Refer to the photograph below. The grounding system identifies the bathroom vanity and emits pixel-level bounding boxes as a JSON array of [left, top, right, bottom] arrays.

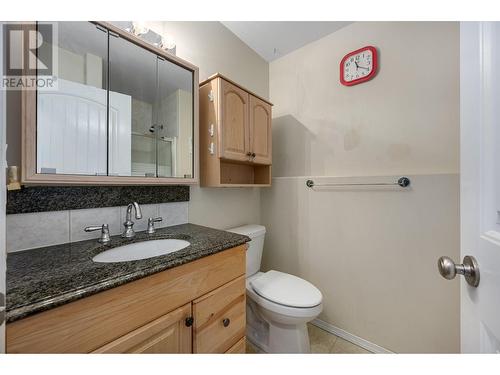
[[5, 224, 249, 353]]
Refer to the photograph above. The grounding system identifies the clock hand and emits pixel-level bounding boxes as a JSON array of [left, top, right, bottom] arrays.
[[357, 65, 369, 70]]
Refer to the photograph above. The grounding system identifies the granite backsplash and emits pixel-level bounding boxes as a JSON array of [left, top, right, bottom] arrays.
[[7, 185, 189, 214]]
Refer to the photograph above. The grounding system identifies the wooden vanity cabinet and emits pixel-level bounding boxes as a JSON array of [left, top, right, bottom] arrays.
[[93, 303, 192, 354], [6, 245, 247, 354], [193, 275, 246, 353], [200, 74, 272, 187]]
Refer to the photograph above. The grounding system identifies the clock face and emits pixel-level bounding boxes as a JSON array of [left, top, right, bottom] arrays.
[[340, 46, 378, 86]]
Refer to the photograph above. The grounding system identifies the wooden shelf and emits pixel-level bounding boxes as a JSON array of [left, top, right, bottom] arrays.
[[219, 161, 271, 186]]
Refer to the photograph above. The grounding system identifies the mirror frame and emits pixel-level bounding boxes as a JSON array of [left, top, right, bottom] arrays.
[[21, 21, 199, 185]]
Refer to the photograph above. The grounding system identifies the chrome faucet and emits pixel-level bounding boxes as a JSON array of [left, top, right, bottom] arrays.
[[122, 202, 143, 238], [84, 224, 111, 244]]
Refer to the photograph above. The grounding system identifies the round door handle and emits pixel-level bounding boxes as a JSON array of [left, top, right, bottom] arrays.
[[438, 255, 480, 287], [222, 318, 230, 327], [185, 317, 194, 327]]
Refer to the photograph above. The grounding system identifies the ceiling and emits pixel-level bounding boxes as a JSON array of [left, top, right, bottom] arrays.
[[221, 22, 352, 62]]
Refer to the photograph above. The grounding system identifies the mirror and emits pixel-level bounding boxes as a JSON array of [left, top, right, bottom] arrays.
[[157, 57, 193, 178], [37, 22, 108, 176], [34, 21, 195, 182], [108, 32, 158, 177]]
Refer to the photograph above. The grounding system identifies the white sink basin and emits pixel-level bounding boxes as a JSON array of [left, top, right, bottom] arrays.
[[92, 239, 190, 263]]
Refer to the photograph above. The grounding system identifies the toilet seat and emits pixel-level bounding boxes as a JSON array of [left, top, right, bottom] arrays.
[[250, 270, 323, 308], [246, 272, 323, 319]]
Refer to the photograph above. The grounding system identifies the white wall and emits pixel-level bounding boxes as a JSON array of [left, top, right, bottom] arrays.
[[145, 21, 269, 229], [263, 22, 460, 353]]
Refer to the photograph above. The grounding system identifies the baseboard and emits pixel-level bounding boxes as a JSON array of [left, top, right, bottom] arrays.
[[311, 319, 394, 354]]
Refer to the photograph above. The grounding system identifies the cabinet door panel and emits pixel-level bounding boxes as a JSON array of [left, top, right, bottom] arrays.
[[92, 303, 192, 354], [219, 79, 249, 161], [249, 95, 272, 165], [193, 276, 246, 353], [225, 337, 246, 353]]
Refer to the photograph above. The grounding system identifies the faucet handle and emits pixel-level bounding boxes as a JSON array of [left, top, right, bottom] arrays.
[[147, 217, 163, 234], [84, 224, 111, 244]]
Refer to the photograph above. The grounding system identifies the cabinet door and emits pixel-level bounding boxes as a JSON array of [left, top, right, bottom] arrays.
[[93, 303, 192, 354], [249, 95, 272, 165], [193, 276, 246, 353], [219, 79, 250, 162], [225, 337, 246, 354]]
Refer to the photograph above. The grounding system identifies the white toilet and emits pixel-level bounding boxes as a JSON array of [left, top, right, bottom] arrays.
[[228, 224, 323, 353]]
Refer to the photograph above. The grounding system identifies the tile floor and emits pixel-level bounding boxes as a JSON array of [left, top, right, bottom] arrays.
[[245, 323, 371, 354]]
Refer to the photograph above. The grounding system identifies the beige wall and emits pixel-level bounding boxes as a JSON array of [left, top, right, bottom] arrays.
[[270, 22, 459, 177], [145, 21, 269, 229], [262, 22, 460, 353]]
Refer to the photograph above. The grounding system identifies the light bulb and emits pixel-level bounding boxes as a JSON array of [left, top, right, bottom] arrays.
[[160, 35, 176, 50], [132, 21, 149, 36]]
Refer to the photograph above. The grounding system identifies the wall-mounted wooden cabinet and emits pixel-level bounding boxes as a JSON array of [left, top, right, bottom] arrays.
[[200, 74, 272, 187]]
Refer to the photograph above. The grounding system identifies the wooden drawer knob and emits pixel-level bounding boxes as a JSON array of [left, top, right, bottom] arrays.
[[222, 318, 230, 327]]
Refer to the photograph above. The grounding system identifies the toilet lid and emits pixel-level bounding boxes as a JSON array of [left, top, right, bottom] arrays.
[[250, 270, 322, 308]]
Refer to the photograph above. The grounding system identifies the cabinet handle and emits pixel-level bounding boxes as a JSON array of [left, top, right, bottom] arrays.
[[222, 318, 230, 327], [185, 317, 194, 327], [251, 153, 256, 158], [246, 152, 252, 157]]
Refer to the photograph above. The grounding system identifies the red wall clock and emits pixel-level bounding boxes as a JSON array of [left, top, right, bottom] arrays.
[[340, 46, 378, 86]]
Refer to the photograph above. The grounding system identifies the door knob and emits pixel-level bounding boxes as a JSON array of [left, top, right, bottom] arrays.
[[437, 255, 480, 287]]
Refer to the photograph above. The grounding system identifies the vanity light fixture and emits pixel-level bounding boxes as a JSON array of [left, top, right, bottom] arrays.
[[132, 21, 149, 36], [159, 35, 176, 51]]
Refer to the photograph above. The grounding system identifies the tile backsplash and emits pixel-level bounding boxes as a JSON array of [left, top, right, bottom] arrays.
[[6, 202, 189, 253]]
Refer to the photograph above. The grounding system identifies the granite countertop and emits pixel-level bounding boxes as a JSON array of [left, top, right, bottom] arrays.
[[6, 223, 250, 323]]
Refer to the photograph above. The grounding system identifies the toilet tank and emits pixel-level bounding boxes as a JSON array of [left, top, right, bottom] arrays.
[[227, 224, 266, 277]]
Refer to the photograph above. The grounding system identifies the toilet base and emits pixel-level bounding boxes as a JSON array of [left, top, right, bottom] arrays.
[[268, 321, 311, 353], [246, 299, 313, 353]]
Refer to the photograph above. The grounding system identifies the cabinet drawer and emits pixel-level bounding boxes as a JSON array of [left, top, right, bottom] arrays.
[[193, 275, 246, 353], [93, 303, 192, 354], [225, 337, 246, 354]]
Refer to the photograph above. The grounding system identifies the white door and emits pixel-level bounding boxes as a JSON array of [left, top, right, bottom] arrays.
[[0, 21, 7, 353], [459, 21, 500, 353]]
